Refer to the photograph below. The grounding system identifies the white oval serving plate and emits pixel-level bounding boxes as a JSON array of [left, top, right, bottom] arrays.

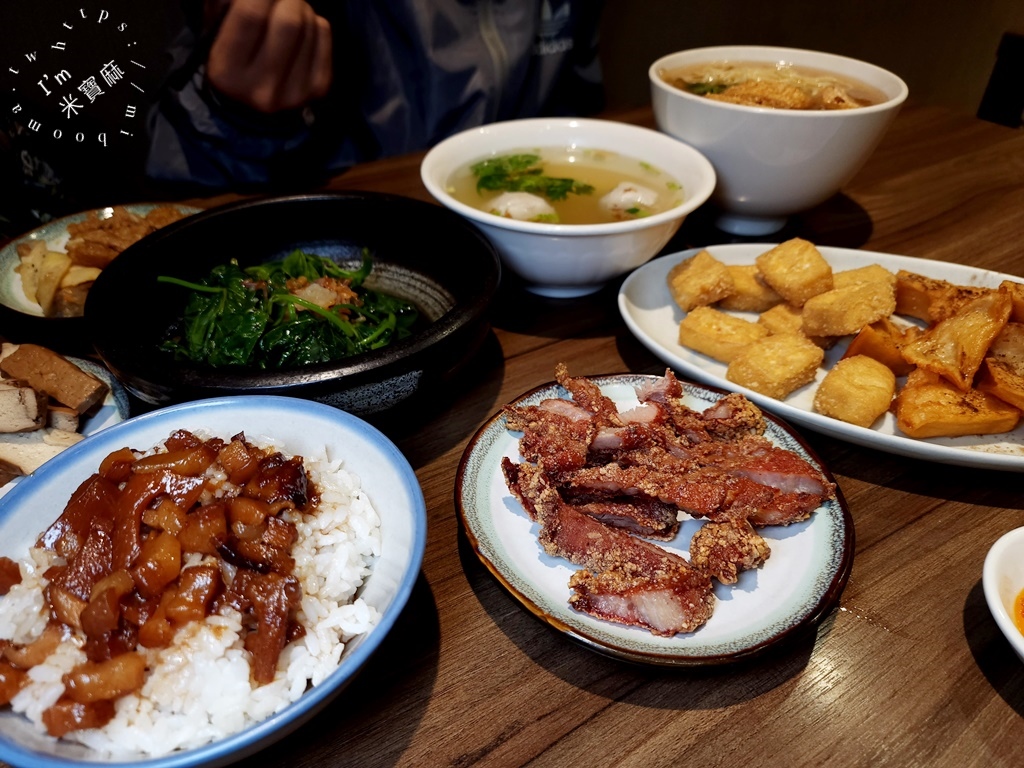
[[619, 244, 1024, 471]]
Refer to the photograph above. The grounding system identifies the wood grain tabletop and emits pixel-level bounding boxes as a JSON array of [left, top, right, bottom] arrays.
[[258, 102, 1024, 768], [9, 101, 1024, 768]]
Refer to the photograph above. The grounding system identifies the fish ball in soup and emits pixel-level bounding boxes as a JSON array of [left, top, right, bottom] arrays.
[[446, 149, 684, 224], [487, 192, 557, 222], [600, 182, 660, 217]]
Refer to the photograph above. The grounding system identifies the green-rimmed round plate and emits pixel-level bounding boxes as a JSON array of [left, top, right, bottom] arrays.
[[455, 372, 854, 665]]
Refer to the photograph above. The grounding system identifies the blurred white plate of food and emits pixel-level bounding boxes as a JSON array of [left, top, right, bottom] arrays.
[[0, 203, 200, 317], [0, 203, 200, 356], [618, 244, 1024, 470]]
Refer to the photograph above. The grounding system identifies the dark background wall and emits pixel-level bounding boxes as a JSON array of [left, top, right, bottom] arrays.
[[597, 0, 1024, 119]]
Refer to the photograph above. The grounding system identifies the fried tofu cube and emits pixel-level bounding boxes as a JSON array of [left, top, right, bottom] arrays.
[[976, 322, 1024, 410], [726, 334, 824, 399], [895, 368, 1020, 438], [758, 303, 803, 335], [832, 264, 897, 290], [754, 238, 833, 307], [718, 264, 783, 312], [894, 270, 993, 324], [901, 288, 1012, 390], [813, 355, 896, 428], [677, 306, 770, 363], [758, 304, 835, 349], [666, 250, 735, 312], [801, 280, 897, 337], [841, 316, 915, 375]]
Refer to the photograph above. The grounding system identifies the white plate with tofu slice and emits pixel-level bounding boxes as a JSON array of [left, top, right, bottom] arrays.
[[618, 244, 1024, 471], [0, 351, 129, 488]]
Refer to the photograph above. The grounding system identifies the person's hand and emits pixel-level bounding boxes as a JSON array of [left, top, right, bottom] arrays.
[[205, 0, 332, 114]]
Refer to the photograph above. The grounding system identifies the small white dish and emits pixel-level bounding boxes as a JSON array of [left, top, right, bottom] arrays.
[[983, 527, 1024, 662], [0, 356, 130, 501], [618, 243, 1024, 471], [0, 395, 426, 768], [456, 373, 853, 665]]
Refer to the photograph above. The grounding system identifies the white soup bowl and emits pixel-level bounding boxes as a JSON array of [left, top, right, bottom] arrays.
[[420, 117, 716, 298], [649, 45, 908, 236]]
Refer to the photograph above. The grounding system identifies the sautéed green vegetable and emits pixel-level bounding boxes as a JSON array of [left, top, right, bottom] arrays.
[[159, 249, 419, 369]]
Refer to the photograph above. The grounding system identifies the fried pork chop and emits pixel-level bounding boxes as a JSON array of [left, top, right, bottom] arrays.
[[503, 459, 714, 636], [501, 365, 837, 637]]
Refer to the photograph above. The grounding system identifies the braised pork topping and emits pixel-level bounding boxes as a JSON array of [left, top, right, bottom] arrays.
[[1, 430, 317, 736]]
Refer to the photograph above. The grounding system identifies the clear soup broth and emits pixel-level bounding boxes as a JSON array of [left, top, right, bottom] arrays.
[[446, 148, 684, 225], [659, 60, 889, 110]]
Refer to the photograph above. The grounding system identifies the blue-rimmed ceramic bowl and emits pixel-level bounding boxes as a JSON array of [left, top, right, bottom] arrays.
[[0, 395, 426, 768]]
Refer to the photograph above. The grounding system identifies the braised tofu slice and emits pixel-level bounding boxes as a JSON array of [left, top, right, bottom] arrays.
[[0, 344, 108, 414], [0, 379, 48, 432]]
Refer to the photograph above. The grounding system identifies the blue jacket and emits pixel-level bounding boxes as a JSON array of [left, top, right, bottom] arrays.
[[147, 0, 606, 188]]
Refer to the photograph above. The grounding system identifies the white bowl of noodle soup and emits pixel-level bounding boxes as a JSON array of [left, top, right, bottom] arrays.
[[420, 117, 716, 298], [649, 46, 908, 236]]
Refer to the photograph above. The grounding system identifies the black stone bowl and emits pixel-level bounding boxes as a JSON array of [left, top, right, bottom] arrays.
[[84, 192, 501, 415], [0, 293, 91, 356]]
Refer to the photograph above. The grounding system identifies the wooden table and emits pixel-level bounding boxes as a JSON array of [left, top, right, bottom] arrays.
[[188, 102, 1022, 767], [35, 102, 1024, 767]]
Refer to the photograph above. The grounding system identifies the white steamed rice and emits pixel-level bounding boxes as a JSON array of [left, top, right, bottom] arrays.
[[0, 438, 382, 757]]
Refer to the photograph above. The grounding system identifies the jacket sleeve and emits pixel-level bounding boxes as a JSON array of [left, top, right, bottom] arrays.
[[143, 23, 319, 190]]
